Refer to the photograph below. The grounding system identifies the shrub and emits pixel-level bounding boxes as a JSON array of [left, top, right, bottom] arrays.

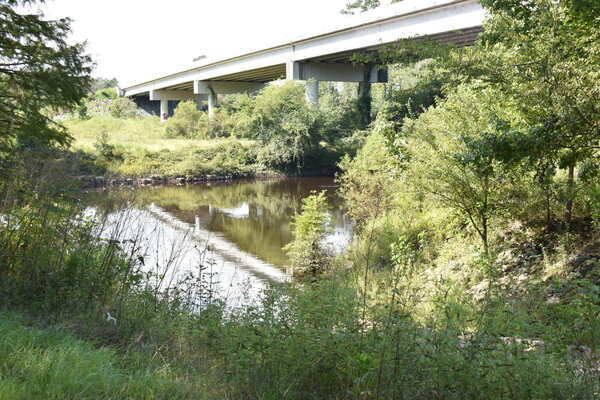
[[93, 131, 123, 162], [284, 191, 331, 276], [0, 162, 138, 313], [338, 130, 398, 226], [94, 87, 118, 100], [250, 82, 320, 169], [218, 93, 255, 138], [165, 100, 206, 138], [108, 97, 138, 119]]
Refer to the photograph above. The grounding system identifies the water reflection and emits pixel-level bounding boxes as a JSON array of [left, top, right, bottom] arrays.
[[89, 178, 353, 307], [91, 206, 279, 309], [118, 178, 353, 268]]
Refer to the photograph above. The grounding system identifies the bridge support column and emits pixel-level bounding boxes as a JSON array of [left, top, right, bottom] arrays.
[[207, 92, 217, 120], [160, 100, 168, 122], [305, 80, 319, 107], [357, 81, 372, 126]]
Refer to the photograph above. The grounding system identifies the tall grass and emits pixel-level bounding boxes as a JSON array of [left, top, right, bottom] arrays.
[[0, 311, 197, 400], [62, 116, 262, 178], [64, 116, 255, 153]]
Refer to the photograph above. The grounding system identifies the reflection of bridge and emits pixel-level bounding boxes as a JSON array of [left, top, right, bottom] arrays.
[[120, 0, 485, 118]]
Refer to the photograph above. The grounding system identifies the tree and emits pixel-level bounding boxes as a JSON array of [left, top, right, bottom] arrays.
[[447, 0, 600, 223], [0, 0, 92, 153], [91, 77, 118, 93], [343, 0, 403, 14], [251, 82, 321, 170], [404, 85, 524, 255]]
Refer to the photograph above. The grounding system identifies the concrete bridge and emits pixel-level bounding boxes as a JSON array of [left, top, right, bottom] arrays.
[[120, 0, 485, 118]]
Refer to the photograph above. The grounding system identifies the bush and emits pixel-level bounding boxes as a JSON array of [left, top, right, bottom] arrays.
[[0, 161, 139, 313], [213, 276, 593, 400], [108, 97, 138, 119], [249, 82, 321, 169], [94, 87, 118, 100], [284, 191, 331, 276], [338, 130, 398, 226], [165, 100, 206, 138], [93, 131, 124, 162], [218, 93, 255, 138]]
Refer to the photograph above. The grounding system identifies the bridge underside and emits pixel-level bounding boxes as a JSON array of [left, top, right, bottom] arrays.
[[156, 26, 482, 93], [129, 24, 483, 119]]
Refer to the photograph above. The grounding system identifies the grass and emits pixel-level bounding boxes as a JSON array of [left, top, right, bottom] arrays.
[[64, 116, 255, 153], [0, 311, 201, 400], [63, 116, 262, 178]]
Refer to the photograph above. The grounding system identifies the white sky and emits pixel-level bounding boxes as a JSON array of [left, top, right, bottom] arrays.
[[35, 0, 388, 87]]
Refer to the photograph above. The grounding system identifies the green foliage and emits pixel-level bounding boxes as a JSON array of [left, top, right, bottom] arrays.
[[210, 275, 594, 399], [0, 166, 136, 313], [0, 0, 92, 153], [1, 152, 598, 399], [375, 62, 443, 151], [232, 81, 363, 171], [0, 311, 189, 400], [70, 81, 364, 174], [217, 92, 256, 138], [165, 100, 206, 138], [99, 139, 259, 178], [2, 1, 599, 397], [63, 115, 263, 178], [338, 131, 397, 226], [93, 87, 118, 100], [336, 8, 600, 397], [284, 191, 331, 275], [445, 0, 600, 222], [343, 0, 404, 14], [91, 77, 118, 93], [403, 85, 527, 253], [250, 82, 320, 169], [108, 97, 138, 119], [75, 102, 90, 120], [93, 131, 123, 162]]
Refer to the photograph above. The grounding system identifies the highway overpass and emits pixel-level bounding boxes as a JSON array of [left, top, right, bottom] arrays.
[[120, 0, 485, 118]]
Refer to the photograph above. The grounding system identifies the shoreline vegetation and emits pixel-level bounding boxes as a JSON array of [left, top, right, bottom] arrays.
[[63, 80, 363, 181], [2, 1, 600, 398]]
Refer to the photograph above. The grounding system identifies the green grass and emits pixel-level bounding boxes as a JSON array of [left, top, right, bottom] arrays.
[[64, 116, 254, 153], [0, 311, 201, 400], [63, 116, 261, 178]]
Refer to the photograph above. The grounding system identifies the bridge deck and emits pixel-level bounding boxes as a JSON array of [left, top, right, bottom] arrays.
[[122, 0, 485, 98]]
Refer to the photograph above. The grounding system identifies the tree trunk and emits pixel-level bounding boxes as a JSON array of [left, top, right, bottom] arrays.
[[566, 164, 575, 225], [357, 65, 373, 128], [481, 213, 489, 258]]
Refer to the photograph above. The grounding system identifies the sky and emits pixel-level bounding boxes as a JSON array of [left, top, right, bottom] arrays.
[[34, 0, 389, 87]]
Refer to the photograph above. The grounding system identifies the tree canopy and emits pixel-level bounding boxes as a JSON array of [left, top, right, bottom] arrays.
[[344, 0, 403, 14], [0, 0, 92, 153]]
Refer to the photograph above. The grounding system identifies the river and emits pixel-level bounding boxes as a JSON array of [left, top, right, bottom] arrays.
[[90, 177, 353, 306]]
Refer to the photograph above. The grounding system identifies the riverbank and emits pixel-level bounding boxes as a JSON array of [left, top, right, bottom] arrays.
[[75, 171, 287, 188], [65, 115, 342, 181]]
